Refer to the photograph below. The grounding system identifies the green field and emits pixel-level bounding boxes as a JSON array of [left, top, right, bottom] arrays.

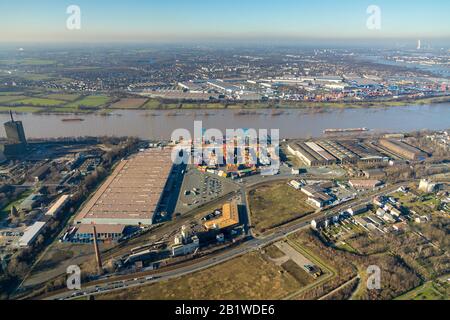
[[41, 93, 81, 102], [248, 182, 314, 234], [0, 91, 24, 96], [0, 94, 111, 113], [0, 91, 445, 115], [7, 97, 65, 107], [18, 73, 54, 81], [0, 95, 29, 104], [0, 58, 56, 66], [66, 95, 111, 108], [0, 106, 43, 113], [138, 96, 450, 110]]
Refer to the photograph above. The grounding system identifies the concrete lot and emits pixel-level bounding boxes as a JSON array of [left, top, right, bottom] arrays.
[[275, 241, 314, 269], [175, 167, 239, 215]]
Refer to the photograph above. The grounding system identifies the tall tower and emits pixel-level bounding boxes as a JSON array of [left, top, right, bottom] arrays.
[[92, 225, 103, 275], [417, 40, 421, 50], [4, 111, 27, 145]]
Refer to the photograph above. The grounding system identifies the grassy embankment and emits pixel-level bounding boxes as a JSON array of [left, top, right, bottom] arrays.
[[0, 93, 448, 114]]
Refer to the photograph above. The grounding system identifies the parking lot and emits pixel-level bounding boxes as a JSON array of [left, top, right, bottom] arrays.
[[175, 167, 240, 214]]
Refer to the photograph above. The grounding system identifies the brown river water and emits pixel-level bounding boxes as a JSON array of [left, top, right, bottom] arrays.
[[0, 104, 449, 140]]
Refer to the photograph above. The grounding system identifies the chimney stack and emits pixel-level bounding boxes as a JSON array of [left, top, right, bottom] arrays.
[[92, 224, 103, 275]]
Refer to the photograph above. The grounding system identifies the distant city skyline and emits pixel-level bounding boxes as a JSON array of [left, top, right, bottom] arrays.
[[1, 0, 449, 43]]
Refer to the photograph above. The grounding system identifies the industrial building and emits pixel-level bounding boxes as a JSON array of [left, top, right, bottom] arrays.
[[171, 225, 200, 257], [19, 221, 47, 247], [349, 180, 382, 189], [4, 111, 27, 145], [379, 139, 428, 161], [45, 194, 70, 217], [74, 148, 173, 226], [1, 111, 27, 158], [307, 192, 334, 208], [314, 140, 359, 164], [311, 216, 330, 230], [311, 203, 368, 230], [300, 186, 321, 197], [419, 179, 438, 193], [178, 81, 207, 93], [348, 204, 368, 216], [71, 224, 126, 243], [301, 185, 334, 208], [207, 79, 241, 94], [0, 144, 25, 159], [287, 142, 336, 167], [289, 180, 302, 190], [172, 236, 200, 257], [333, 140, 385, 164], [287, 139, 385, 167], [363, 169, 386, 179], [204, 201, 240, 230]]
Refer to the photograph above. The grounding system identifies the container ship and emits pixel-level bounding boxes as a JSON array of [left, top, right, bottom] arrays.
[[323, 128, 368, 134]]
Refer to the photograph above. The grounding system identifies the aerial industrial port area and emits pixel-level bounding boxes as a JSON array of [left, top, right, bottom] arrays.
[[0, 42, 449, 302], [0, 1, 449, 308], [0, 108, 448, 301]]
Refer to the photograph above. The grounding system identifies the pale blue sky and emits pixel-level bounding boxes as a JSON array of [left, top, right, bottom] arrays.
[[1, 0, 449, 42]]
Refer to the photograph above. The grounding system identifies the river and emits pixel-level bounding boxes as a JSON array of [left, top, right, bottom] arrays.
[[0, 104, 449, 140]]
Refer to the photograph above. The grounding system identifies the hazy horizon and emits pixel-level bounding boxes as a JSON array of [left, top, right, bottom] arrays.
[[1, 0, 449, 44]]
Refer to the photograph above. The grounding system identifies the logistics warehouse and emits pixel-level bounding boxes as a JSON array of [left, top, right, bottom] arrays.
[[74, 148, 173, 226], [287, 139, 386, 167]]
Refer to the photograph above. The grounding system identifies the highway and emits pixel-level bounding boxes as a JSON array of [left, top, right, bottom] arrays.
[[43, 181, 404, 300]]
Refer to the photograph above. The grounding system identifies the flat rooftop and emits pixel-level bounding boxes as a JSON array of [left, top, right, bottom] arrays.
[[45, 194, 70, 217], [75, 148, 173, 226], [381, 139, 426, 156], [19, 221, 46, 247], [204, 201, 240, 230], [75, 224, 126, 235]]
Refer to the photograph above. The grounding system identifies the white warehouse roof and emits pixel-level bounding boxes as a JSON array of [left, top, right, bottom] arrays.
[[19, 221, 46, 247]]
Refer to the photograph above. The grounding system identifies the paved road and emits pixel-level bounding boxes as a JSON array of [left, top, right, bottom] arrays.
[[45, 219, 311, 300], [42, 182, 404, 300]]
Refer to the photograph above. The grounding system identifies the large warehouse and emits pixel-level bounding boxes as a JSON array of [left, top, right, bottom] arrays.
[[379, 139, 428, 161], [74, 148, 173, 226], [287, 142, 337, 167], [287, 139, 384, 167]]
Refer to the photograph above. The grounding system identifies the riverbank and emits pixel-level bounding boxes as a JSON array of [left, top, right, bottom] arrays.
[[0, 94, 448, 115], [140, 95, 450, 111]]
